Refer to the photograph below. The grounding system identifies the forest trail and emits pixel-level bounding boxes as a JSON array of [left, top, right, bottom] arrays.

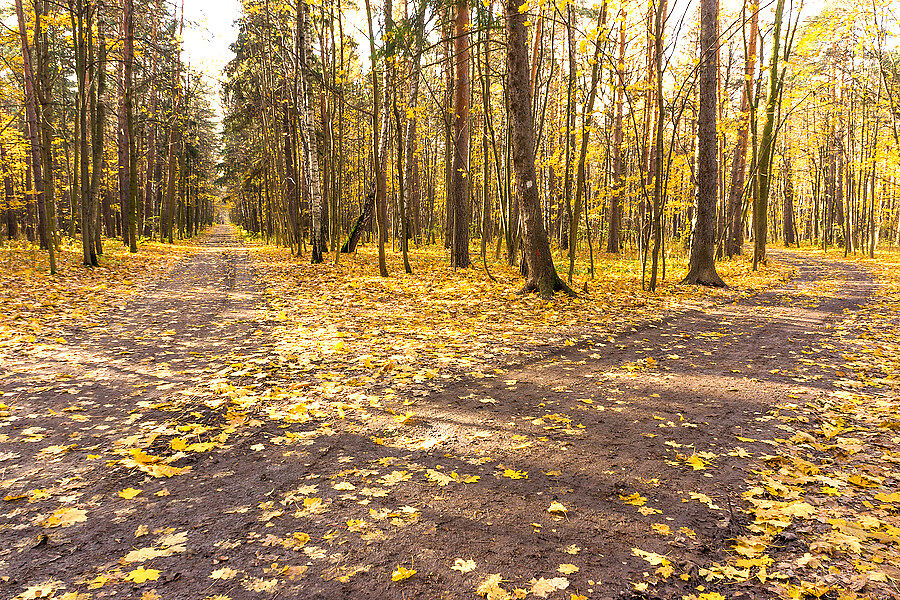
[[2, 237, 896, 600]]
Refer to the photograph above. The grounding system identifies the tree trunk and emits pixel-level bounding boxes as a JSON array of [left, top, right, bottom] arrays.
[[682, 0, 725, 287], [753, 0, 785, 269], [298, 0, 325, 263], [450, 0, 471, 268], [725, 4, 758, 256], [783, 154, 796, 246], [118, 0, 137, 252], [607, 13, 625, 254], [363, 0, 388, 276], [15, 0, 55, 273], [504, 0, 572, 297], [568, 6, 605, 284]]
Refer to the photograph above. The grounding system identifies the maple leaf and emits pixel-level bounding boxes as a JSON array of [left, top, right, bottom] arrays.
[[15, 580, 60, 599], [651, 523, 671, 535], [43, 507, 87, 528], [391, 565, 416, 581], [380, 470, 411, 485], [426, 469, 454, 486], [210, 567, 238, 580], [557, 563, 579, 575], [476, 574, 511, 600], [686, 454, 707, 470], [501, 469, 527, 479], [451, 558, 476, 573], [123, 547, 166, 563], [126, 567, 161, 584], [548, 501, 568, 516], [242, 577, 278, 592], [530, 577, 569, 598], [619, 492, 647, 506], [632, 548, 671, 566], [118, 487, 142, 499]]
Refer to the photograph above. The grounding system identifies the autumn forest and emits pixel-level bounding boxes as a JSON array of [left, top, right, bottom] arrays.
[[2, 0, 900, 597]]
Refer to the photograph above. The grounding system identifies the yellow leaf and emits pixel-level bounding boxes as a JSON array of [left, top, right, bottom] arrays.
[[170, 438, 187, 451], [619, 492, 647, 506], [686, 454, 707, 470], [548, 501, 568, 516], [502, 469, 527, 479], [651, 523, 671, 535], [186, 442, 217, 452], [558, 563, 579, 575], [391, 565, 416, 582], [632, 548, 671, 566], [118, 487, 142, 499], [451, 558, 476, 573], [426, 469, 454, 486], [43, 507, 87, 528], [210, 567, 238, 580], [127, 567, 161, 583]]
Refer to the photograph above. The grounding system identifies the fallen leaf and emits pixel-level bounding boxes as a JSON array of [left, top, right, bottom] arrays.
[[126, 567, 161, 584], [118, 487, 142, 499], [391, 565, 416, 582], [548, 501, 568, 516], [530, 576, 569, 598], [210, 567, 238, 580], [43, 507, 87, 528], [452, 558, 476, 573]]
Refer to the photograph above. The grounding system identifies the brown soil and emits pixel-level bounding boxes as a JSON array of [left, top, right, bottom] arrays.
[[0, 228, 878, 600]]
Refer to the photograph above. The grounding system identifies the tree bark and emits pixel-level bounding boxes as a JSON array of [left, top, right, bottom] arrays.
[[568, 6, 605, 284], [363, 0, 388, 276], [450, 0, 471, 268], [504, 0, 572, 297], [607, 13, 625, 254], [682, 0, 725, 287], [118, 0, 137, 252], [753, 0, 785, 269], [298, 0, 325, 263], [782, 154, 796, 246], [725, 2, 758, 256], [15, 0, 56, 273]]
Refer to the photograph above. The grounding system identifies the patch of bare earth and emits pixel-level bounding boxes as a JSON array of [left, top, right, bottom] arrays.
[[1, 234, 892, 600]]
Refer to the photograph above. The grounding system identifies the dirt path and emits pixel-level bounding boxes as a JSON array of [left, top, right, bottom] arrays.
[[0, 240, 885, 600]]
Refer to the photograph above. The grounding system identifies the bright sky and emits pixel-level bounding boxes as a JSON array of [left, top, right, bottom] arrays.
[[181, 0, 242, 119]]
